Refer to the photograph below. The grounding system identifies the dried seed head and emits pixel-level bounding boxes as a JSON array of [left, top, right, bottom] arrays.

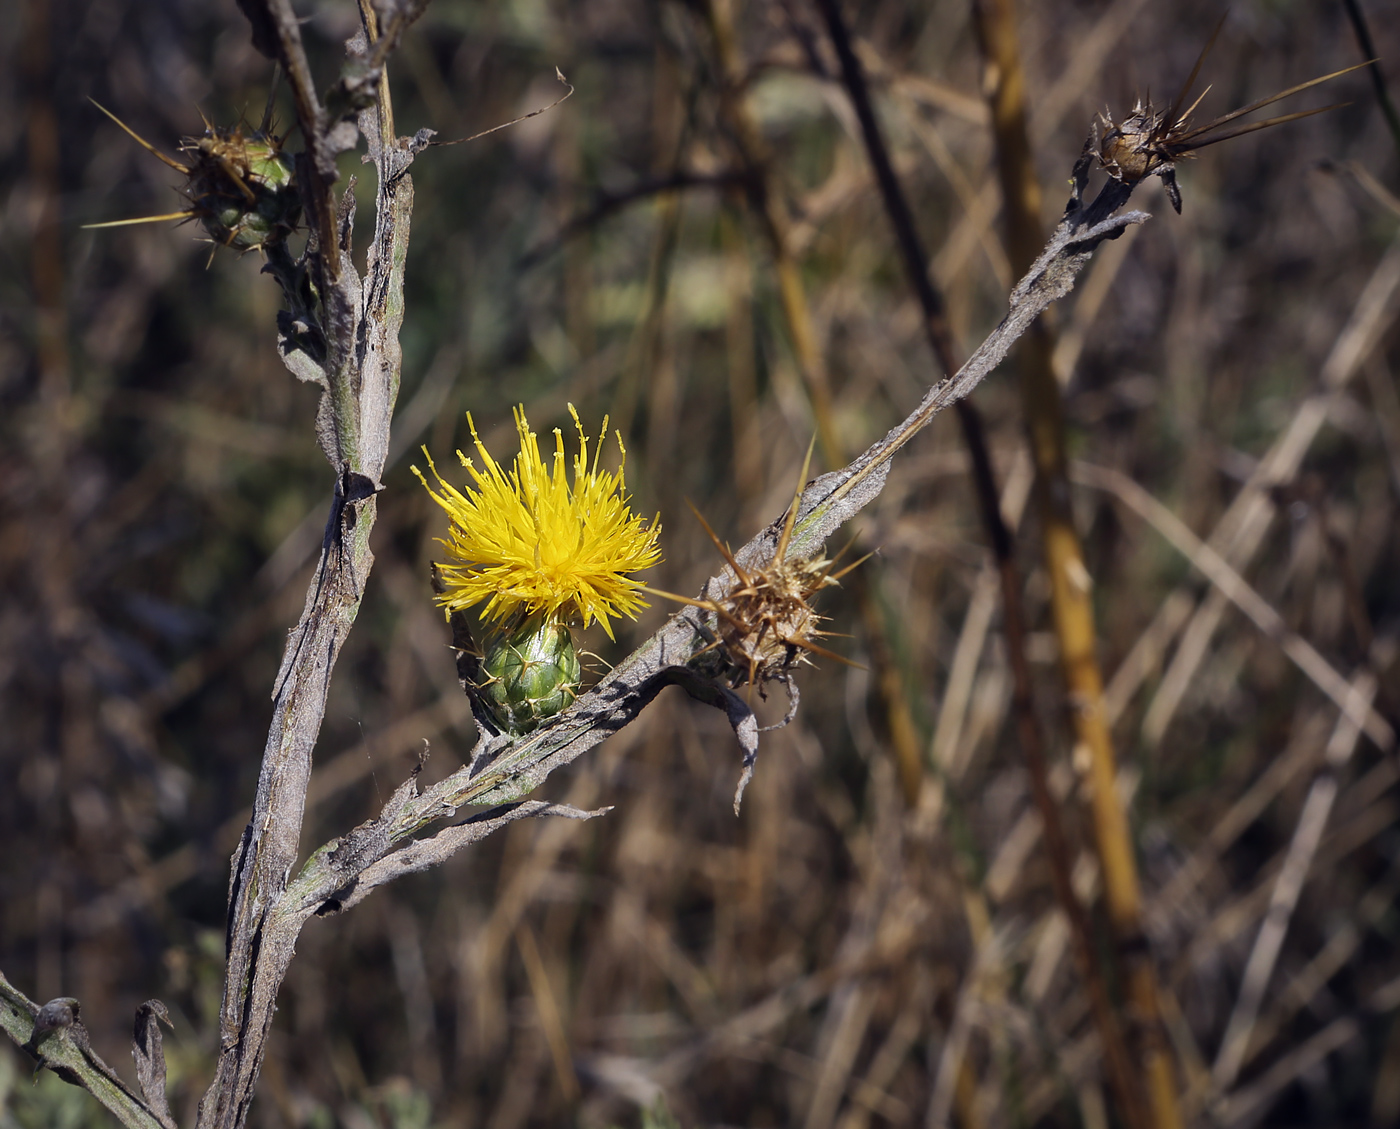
[[1089, 24, 1367, 215], [707, 552, 840, 690], [1097, 102, 1171, 183], [649, 443, 863, 699]]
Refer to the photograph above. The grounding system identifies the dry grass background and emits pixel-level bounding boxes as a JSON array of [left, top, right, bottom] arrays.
[[3, 0, 1400, 1126]]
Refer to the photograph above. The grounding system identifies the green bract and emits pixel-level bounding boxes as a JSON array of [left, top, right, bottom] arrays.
[[478, 618, 582, 736]]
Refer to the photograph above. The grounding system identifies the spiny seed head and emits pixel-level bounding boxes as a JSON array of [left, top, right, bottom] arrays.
[[652, 442, 861, 697], [181, 126, 300, 251], [1089, 33, 1366, 215], [1096, 101, 1174, 183], [86, 102, 301, 254]]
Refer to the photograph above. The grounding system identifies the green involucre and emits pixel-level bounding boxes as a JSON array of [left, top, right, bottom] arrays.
[[478, 618, 582, 735]]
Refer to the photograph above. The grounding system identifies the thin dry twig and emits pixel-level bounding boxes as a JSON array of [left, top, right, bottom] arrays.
[[432, 67, 573, 146], [1209, 672, 1378, 1095], [1171, 769, 1400, 991], [1242, 849, 1400, 1076], [519, 169, 748, 269], [1340, 0, 1400, 158], [925, 924, 1011, 1129], [1216, 1016, 1361, 1128], [1148, 710, 1329, 926], [1073, 462, 1394, 749], [1133, 234, 1400, 744], [1324, 158, 1400, 219], [810, 0, 1055, 811]]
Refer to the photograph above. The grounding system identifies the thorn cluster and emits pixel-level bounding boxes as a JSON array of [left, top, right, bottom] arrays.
[[704, 548, 842, 691], [178, 123, 301, 251]]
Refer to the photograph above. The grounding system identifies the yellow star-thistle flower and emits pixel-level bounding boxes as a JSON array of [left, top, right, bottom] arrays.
[[414, 405, 662, 640]]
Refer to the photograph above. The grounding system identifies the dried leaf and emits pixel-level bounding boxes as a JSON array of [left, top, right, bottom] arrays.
[[132, 1001, 177, 1129]]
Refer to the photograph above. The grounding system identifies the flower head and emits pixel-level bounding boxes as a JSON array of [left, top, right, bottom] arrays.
[[414, 405, 661, 640]]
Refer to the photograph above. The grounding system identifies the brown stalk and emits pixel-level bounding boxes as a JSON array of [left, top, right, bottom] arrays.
[[702, 0, 925, 806], [971, 2, 1183, 1128], [809, 3, 1149, 1126]]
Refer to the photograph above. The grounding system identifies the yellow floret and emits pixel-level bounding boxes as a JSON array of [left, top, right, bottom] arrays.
[[414, 405, 662, 640]]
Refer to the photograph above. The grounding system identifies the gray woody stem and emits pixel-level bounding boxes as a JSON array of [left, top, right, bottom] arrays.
[[197, 1, 424, 1125]]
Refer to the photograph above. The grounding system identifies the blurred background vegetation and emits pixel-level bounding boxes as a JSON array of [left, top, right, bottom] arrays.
[[3, 0, 1400, 1126]]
